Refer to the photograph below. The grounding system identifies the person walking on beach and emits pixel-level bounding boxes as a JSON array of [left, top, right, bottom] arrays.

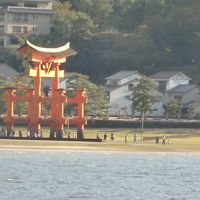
[[19, 130, 22, 138], [97, 133, 100, 140], [156, 137, 159, 144], [133, 133, 137, 143], [125, 134, 128, 143], [162, 135, 166, 145], [103, 133, 107, 142], [110, 133, 115, 141]]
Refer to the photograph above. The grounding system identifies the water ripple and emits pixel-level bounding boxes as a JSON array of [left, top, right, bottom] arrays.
[[0, 152, 200, 200]]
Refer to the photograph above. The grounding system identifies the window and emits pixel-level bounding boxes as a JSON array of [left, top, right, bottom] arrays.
[[23, 14, 28, 22], [13, 13, 22, 21], [108, 80, 118, 86], [105, 92, 110, 99], [32, 26, 37, 32], [24, 3, 37, 7], [12, 26, 21, 33], [23, 26, 28, 33], [158, 81, 166, 92], [128, 83, 134, 91], [0, 39, 4, 46], [10, 36, 18, 44], [125, 95, 130, 100], [0, 25, 4, 33], [0, 14, 4, 21], [33, 14, 37, 20], [50, 16, 54, 24], [174, 95, 182, 104]]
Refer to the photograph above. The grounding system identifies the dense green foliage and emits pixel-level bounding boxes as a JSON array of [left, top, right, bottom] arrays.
[[187, 103, 197, 120], [1, 0, 200, 84], [64, 73, 109, 118], [166, 99, 181, 118], [131, 77, 160, 117]]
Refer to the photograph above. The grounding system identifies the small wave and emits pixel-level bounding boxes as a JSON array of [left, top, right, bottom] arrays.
[[131, 175, 144, 178]]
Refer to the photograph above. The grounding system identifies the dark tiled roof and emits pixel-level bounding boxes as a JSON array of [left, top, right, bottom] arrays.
[[150, 71, 190, 80], [168, 84, 197, 94], [105, 70, 138, 80], [0, 63, 19, 77]]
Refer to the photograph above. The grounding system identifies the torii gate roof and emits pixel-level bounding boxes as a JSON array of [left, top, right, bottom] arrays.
[[18, 40, 77, 63]]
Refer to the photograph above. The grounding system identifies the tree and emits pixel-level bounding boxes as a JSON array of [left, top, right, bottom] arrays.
[[64, 73, 109, 118], [131, 77, 160, 137], [53, 2, 96, 43], [187, 103, 197, 120], [67, 0, 113, 31], [0, 47, 28, 73], [166, 99, 181, 119]]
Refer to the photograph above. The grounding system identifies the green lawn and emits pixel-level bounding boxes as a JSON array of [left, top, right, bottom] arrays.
[[0, 127, 200, 152]]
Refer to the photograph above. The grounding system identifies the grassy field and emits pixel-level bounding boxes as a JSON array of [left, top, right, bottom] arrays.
[[0, 127, 200, 152]]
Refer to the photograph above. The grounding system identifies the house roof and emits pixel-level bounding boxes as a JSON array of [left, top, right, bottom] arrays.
[[150, 71, 191, 80], [168, 84, 197, 94], [105, 70, 138, 80], [0, 63, 19, 77]]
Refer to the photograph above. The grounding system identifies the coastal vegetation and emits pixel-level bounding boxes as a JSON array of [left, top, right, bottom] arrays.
[[1, 0, 200, 84]]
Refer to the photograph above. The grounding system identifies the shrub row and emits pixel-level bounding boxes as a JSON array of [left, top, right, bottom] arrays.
[[1, 117, 200, 128], [87, 119, 200, 128]]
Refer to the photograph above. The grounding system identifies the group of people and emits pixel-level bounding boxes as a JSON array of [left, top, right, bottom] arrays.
[[0, 128, 15, 137], [26, 129, 43, 138], [101, 132, 138, 143], [100, 132, 115, 142], [156, 135, 170, 145], [98, 132, 170, 145], [125, 133, 138, 144]]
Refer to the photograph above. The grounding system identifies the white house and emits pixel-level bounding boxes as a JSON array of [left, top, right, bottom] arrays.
[[150, 71, 200, 117], [167, 84, 200, 114], [150, 71, 191, 93], [104, 70, 142, 116]]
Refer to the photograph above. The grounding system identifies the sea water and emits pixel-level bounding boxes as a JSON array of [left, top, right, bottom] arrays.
[[0, 151, 200, 200]]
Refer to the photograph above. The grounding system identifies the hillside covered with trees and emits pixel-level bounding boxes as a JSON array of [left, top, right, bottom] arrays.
[[2, 0, 200, 84]]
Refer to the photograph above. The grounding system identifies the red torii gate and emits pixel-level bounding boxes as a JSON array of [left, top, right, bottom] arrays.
[[4, 40, 87, 139]]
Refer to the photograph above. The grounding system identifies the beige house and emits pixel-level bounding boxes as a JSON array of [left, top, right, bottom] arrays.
[[0, 0, 55, 48]]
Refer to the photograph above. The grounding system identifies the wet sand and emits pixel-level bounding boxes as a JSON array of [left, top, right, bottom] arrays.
[[0, 144, 200, 154]]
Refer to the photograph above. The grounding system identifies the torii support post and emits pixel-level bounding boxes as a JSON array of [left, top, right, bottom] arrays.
[[27, 88, 41, 135], [76, 89, 87, 140], [28, 65, 41, 134], [4, 88, 15, 136], [50, 89, 66, 138]]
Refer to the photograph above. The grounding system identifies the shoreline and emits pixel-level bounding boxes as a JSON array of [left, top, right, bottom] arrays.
[[1, 144, 200, 154]]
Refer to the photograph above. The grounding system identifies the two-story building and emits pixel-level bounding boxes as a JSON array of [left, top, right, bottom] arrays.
[[104, 70, 142, 116], [105, 70, 200, 117], [150, 71, 191, 92], [0, 0, 55, 48], [150, 71, 200, 117]]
